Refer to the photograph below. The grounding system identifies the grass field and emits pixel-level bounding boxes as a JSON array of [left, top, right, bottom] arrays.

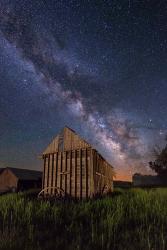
[[0, 188, 167, 250]]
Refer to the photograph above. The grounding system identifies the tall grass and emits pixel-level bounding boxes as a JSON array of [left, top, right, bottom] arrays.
[[0, 188, 167, 250]]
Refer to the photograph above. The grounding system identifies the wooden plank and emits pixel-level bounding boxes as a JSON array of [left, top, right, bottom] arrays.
[[44, 156, 48, 194], [81, 149, 86, 198], [42, 156, 46, 189], [71, 151, 75, 196], [47, 155, 50, 194], [65, 151, 67, 194], [69, 151, 72, 196], [51, 154, 54, 194], [74, 150, 77, 198], [80, 149, 82, 199], [60, 152, 62, 189], [49, 154, 52, 194], [66, 151, 70, 195], [43, 136, 59, 154], [85, 149, 88, 198], [55, 152, 58, 189], [87, 149, 91, 197], [52, 153, 56, 195], [76, 150, 79, 198], [61, 152, 65, 192], [90, 149, 94, 197], [57, 153, 60, 189], [93, 151, 96, 194]]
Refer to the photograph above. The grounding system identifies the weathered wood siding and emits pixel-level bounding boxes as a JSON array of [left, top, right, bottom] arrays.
[[41, 127, 114, 199], [0, 169, 18, 192], [93, 150, 113, 195], [43, 127, 90, 155], [43, 148, 93, 198]]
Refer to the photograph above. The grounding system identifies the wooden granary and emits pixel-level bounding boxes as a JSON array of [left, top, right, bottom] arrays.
[[39, 127, 114, 199]]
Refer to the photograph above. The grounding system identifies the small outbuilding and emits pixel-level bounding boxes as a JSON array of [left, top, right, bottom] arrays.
[[133, 173, 167, 187], [113, 180, 132, 189], [39, 126, 114, 199], [0, 167, 42, 193]]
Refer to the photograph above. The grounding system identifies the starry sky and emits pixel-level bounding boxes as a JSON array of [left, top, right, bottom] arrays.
[[0, 0, 167, 180]]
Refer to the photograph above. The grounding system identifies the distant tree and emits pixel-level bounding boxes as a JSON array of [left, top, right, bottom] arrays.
[[149, 143, 167, 177]]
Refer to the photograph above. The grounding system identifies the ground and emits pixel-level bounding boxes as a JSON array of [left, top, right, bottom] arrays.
[[0, 188, 167, 250]]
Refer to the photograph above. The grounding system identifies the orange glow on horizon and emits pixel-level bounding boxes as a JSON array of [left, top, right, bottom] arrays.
[[114, 172, 132, 182]]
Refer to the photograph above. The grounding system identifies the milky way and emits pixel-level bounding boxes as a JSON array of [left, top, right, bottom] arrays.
[[0, 1, 167, 180]]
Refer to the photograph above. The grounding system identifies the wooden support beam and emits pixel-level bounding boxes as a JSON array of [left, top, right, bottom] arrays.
[[69, 151, 72, 196], [85, 149, 88, 198], [55, 152, 58, 191], [60, 152, 62, 189], [80, 149, 82, 199], [74, 150, 77, 198], [42, 156, 46, 189], [47, 155, 50, 193], [65, 151, 67, 194], [90, 149, 94, 197], [50, 153, 54, 194]]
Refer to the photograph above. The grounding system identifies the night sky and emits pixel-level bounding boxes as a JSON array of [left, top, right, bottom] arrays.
[[0, 0, 167, 180]]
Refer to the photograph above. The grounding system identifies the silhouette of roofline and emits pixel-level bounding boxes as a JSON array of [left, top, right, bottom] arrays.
[[0, 167, 42, 180], [42, 126, 114, 169]]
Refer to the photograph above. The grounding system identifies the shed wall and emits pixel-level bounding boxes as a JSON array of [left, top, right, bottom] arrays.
[[42, 148, 113, 198], [0, 169, 18, 192], [93, 151, 113, 195], [43, 148, 93, 198]]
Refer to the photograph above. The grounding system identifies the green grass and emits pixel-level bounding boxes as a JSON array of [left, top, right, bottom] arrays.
[[0, 188, 167, 250]]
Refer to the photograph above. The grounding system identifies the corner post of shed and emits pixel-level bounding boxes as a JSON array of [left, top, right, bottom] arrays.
[[90, 149, 95, 197]]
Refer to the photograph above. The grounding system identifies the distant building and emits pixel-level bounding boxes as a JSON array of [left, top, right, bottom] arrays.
[[39, 126, 114, 199], [133, 173, 167, 187], [0, 167, 42, 193], [113, 180, 132, 188]]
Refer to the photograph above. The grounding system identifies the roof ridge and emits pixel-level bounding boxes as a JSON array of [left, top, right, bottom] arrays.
[[7, 167, 41, 172]]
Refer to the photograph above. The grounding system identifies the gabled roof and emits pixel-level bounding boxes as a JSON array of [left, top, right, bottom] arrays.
[[42, 126, 114, 171], [43, 126, 91, 154], [1, 167, 42, 181]]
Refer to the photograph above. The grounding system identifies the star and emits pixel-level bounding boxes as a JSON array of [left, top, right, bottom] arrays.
[[0, 0, 167, 180]]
